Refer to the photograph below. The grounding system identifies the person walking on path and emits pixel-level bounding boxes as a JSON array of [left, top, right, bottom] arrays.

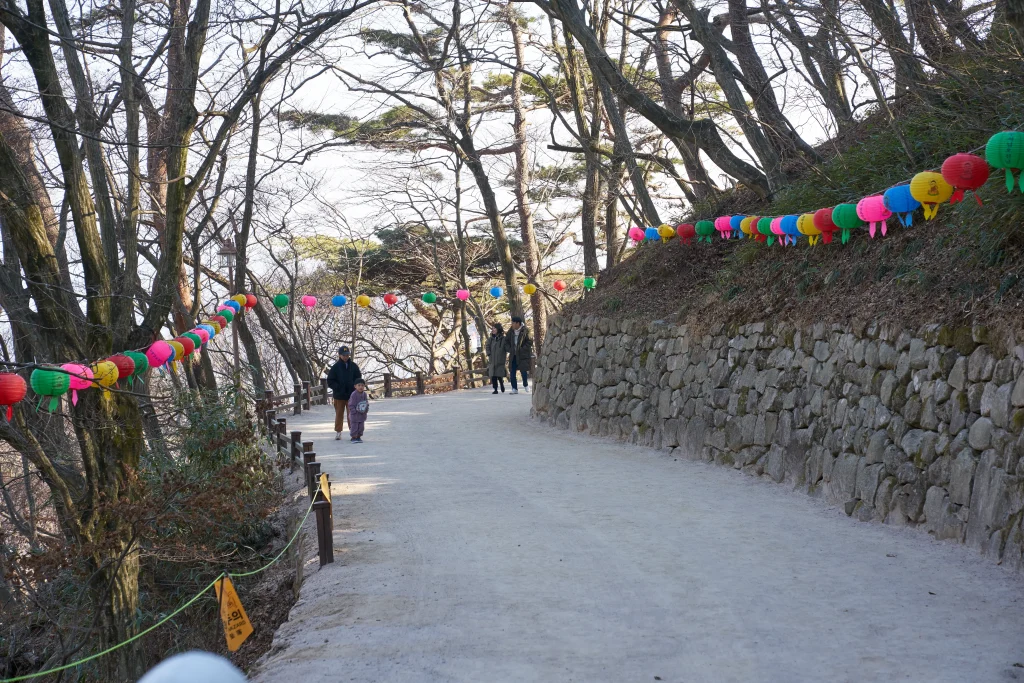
[[506, 316, 532, 395], [327, 346, 362, 440], [348, 379, 369, 443], [486, 322, 508, 394]]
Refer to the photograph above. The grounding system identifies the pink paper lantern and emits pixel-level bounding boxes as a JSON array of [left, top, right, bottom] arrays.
[[456, 289, 470, 301], [856, 195, 892, 237], [714, 216, 732, 239], [191, 328, 210, 344], [628, 226, 645, 242], [770, 217, 785, 245], [60, 363, 93, 405], [301, 295, 317, 309], [146, 341, 174, 369], [216, 304, 232, 313]]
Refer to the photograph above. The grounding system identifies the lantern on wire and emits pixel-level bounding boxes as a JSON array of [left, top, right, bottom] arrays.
[[203, 319, 222, 334], [244, 294, 258, 309], [231, 294, 248, 308], [124, 351, 149, 386], [740, 216, 759, 240], [223, 300, 241, 314], [553, 280, 567, 292], [830, 204, 863, 244], [657, 224, 676, 241], [166, 341, 185, 365], [191, 328, 210, 345], [108, 355, 136, 384], [813, 208, 838, 244], [797, 213, 821, 245], [216, 309, 233, 324], [146, 341, 174, 372], [644, 227, 660, 242], [676, 223, 696, 245], [883, 185, 921, 227], [273, 293, 290, 310], [984, 131, 1024, 193], [173, 336, 196, 358], [60, 363, 92, 406], [756, 217, 775, 244], [628, 226, 645, 242], [909, 172, 954, 220], [197, 324, 216, 339], [356, 294, 371, 307], [780, 215, 801, 246], [729, 215, 746, 239], [523, 283, 537, 295], [695, 220, 715, 243], [489, 287, 503, 298], [714, 216, 732, 240], [583, 277, 596, 291], [456, 289, 470, 301], [941, 153, 989, 205], [91, 360, 119, 398], [770, 217, 786, 245], [30, 368, 69, 412], [332, 295, 347, 307], [422, 292, 437, 304], [300, 295, 317, 310], [856, 195, 892, 238], [182, 333, 203, 356], [383, 293, 398, 307], [212, 314, 229, 328], [0, 373, 27, 419]]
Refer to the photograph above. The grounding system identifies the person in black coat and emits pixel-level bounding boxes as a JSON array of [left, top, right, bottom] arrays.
[[327, 346, 362, 439]]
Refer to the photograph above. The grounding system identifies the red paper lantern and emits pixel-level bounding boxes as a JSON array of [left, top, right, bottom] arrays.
[[173, 336, 196, 357], [941, 153, 989, 205], [383, 293, 398, 307], [212, 315, 229, 328], [108, 354, 136, 381], [0, 373, 27, 419], [245, 294, 258, 309], [676, 223, 696, 245], [813, 208, 839, 244], [553, 280, 567, 292]]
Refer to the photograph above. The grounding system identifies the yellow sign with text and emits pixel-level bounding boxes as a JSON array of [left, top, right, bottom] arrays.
[[319, 473, 331, 503], [214, 576, 253, 652]]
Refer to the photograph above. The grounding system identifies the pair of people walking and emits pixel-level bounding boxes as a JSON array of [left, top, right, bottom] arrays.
[[486, 316, 532, 395], [327, 346, 369, 442]]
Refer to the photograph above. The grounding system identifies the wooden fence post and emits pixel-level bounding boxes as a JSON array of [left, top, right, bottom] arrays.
[[453, 367, 461, 390], [293, 383, 302, 415], [276, 418, 287, 457], [302, 444, 315, 488], [302, 380, 311, 409], [290, 431, 301, 470], [314, 497, 334, 566], [306, 461, 321, 501], [265, 409, 276, 435], [321, 378, 329, 405], [383, 373, 392, 398], [415, 372, 425, 395]]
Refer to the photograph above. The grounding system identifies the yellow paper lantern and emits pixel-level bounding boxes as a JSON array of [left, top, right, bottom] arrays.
[[91, 360, 119, 397], [909, 171, 954, 220], [203, 319, 223, 333], [523, 283, 537, 295], [740, 216, 757, 238], [356, 295, 371, 308], [796, 213, 821, 245], [231, 294, 248, 307], [167, 340, 185, 362], [657, 224, 676, 240]]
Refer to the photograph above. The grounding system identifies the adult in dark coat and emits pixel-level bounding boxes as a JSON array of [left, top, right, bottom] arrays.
[[505, 316, 532, 394], [486, 322, 508, 394], [327, 345, 362, 438]]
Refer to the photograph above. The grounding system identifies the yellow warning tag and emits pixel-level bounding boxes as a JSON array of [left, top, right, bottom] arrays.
[[319, 473, 331, 503], [214, 576, 253, 652]]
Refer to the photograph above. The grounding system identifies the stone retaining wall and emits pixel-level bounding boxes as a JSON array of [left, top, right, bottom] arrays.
[[532, 314, 1024, 571]]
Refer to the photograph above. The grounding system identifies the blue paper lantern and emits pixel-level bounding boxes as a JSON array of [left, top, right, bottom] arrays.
[[644, 227, 660, 241], [780, 215, 801, 245], [197, 324, 216, 339], [332, 295, 347, 307], [883, 185, 921, 226], [729, 215, 746, 239], [489, 286, 503, 298], [224, 300, 241, 313]]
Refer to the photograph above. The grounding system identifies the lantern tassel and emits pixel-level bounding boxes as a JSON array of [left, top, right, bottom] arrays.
[[48, 396, 58, 412], [1007, 169, 1015, 193], [5, 405, 11, 420], [950, 188, 964, 204], [72, 389, 78, 406], [974, 192, 984, 206]]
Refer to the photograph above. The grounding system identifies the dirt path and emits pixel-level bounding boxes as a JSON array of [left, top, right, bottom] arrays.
[[251, 389, 1024, 683]]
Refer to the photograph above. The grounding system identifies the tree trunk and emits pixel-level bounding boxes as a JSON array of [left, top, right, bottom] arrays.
[[858, 0, 926, 93]]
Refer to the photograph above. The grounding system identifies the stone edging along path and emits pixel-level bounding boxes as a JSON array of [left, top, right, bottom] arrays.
[[532, 314, 1024, 572]]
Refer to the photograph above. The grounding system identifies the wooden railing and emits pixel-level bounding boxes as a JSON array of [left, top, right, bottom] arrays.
[[381, 368, 491, 397]]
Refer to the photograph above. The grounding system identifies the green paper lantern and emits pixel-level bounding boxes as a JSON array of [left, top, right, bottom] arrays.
[[583, 277, 596, 290], [218, 309, 234, 323], [182, 332, 202, 350], [695, 220, 715, 243], [422, 292, 437, 304], [831, 204, 863, 244], [30, 368, 69, 412], [124, 351, 149, 386], [757, 217, 775, 245], [984, 131, 1024, 193], [273, 294, 290, 309]]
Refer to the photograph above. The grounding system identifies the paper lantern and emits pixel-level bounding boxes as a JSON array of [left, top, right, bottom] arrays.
[[212, 315, 229, 328], [780, 215, 801, 246], [356, 294, 371, 307], [813, 208, 838, 244], [203, 320, 222, 334], [583, 277, 596, 290], [740, 216, 759, 240], [856, 195, 892, 237], [553, 280, 567, 292], [422, 292, 437, 304], [60, 363, 92, 406], [644, 227, 660, 241], [30, 368, 69, 412], [714, 216, 732, 240], [676, 223, 696, 245], [300, 295, 317, 310], [984, 131, 1024, 192], [941, 153, 989, 205], [695, 220, 715, 243], [383, 293, 398, 307], [182, 333, 203, 352], [197, 324, 216, 339], [216, 305, 232, 314], [523, 283, 537, 295], [92, 360, 119, 397], [729, 215, 746, 239], [191, 328, 210, 345], [124, 351, 149, 385], [216, 309, 233, 324], [830, 204, 862, 244], [244, 294, 258, 309], [332, 295, 347, 307], [231, 294, 248, 307], [909, 172, 954, 220], [166, 341, 185, 363], [224, 300, 241, 313], [0, 373, 27, 419], [173, 336, 196, 357], [146, 341, 174, 369], [273, 294, 290, 309], [657, 224, 675, 241], [883, 185, 921, 227], [489, 287, 503, 298], [756, 217, 774, 244], [108, 355, 136, 381], [628, 226, 645, 242], [770, 217, 786, 245], [797, 213, 821, 245], [456, 289, 470, 301]]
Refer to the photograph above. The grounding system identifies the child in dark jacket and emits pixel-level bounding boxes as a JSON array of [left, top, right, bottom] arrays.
[[348, 380, 369, 443]]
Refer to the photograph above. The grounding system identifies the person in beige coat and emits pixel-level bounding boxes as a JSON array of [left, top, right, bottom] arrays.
[[486, 322, 508, 393]]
